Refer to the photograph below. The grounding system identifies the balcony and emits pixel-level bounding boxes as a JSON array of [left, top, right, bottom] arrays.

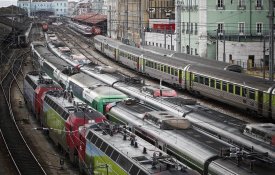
[[238, 5, 246, 10], [255, 5, 263, 10], [216, 5, 225, 10]]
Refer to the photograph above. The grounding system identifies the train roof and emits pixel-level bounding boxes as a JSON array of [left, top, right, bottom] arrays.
[[115, 98, 159, 115], [45, 90, 102, 119], [142, 45, 243, 73], [108, 102, 275, 175], [95, 35, 123, 48], [85, 123, 193, 175], [245, 123, 275, 136], [70, 73, 127, 96], [119, 44, 146, 56], [189, 64, 274, 91], [25, 71, 54, 86], [34, 44, 71, 70]]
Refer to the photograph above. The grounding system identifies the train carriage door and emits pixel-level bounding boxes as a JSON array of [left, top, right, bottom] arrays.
[[179, 69, 182, 85], [115, 48, 118, 61], [101, 42, 104, 52], [258, 91, 263, 116], [139, 55, 144, 72]]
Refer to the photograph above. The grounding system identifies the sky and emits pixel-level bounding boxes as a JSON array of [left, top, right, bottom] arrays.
[[0, 0, 17, 7], [0, 0, 80, 8]]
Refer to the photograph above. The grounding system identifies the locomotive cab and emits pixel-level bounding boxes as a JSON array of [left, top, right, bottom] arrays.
[[243, 123, 275, 146]]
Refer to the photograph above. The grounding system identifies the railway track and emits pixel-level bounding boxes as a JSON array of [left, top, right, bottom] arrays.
[[0, 49, 46, 175], [52, 26, 106, 66]]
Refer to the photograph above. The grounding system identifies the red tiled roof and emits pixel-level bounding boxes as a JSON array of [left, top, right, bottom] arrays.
[[73, 13, 107, 25]]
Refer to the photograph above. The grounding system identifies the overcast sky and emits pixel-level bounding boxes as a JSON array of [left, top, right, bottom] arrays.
[[0, 0, 80, 8], [0, 0, 17, 7]]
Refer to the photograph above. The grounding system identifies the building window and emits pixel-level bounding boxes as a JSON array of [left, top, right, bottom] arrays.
[[156, 43, 158, 47], [186, 23, 189, 34], [256, 0, 262, 7], [238, 0, 246, 9], [256, 23, 262, 35], [168, 45, 170, 49], [190, 23, 193, 34], [191, 48, 193, 55], [217, 23, 224, 35], [160, 44, 162, 47], [217, 0, 224, 9], [239, 22, 245, 35], [171, 45, 174, 50], [182, 22, 185, 33], [195, 48, 198, 55]]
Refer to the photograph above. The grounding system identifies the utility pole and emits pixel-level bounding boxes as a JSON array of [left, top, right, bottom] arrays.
[[170, 26, 173, 50], [125, 0, 128, 43], [223, 31, 226, 62], [269, 0, 274, 81], [263, 36, 266, 79], [216, 29, 219, 61], [176, 1, 182, 52], [188, 0, 191, 54], [164, 28, 167, 49], [108, 5, 111, 38]]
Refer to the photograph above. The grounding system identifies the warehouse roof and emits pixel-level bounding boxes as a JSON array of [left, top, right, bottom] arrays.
[[72, 13, 107, 25]]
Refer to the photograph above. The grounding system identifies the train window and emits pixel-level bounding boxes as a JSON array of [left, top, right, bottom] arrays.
[[194, 75, 198, 82], [168, 67, 170, 73], [100, 142, 108, 152], [86, 131, 93, 140], [117, 155, 132, 172], [111, 149, 120, 161], [235, 86, 241, 95], [95, 138, 103, 148], [90, 134, 98, 144], [175, 69, 178, 76], [129, 164, 140, 174], [161, 65, 163, 72], [164, 65, 167, 72], [229, 84, 233, 93], [157, 64, 160, 70], [154, 62, 157, 69], [242, 88, 247, 97], [145, 61, 149, 67], [249, 89, 255, 100], [222, 82, 227, 91], [210, 79, 215, 88], [105, 146, 114, 157], [205, 77, 209, 86], [199, 76, 204, 84], [171, 68, 174, 75]]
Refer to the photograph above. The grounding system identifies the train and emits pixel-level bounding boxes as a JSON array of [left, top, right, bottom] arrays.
[[142, 45, 243, 73], [45, 34, 91, 66], [29, 41, 274, 174], [23, 71, 196, 175], [17, 22, 32, 47], [105, 98, 275, 175], [31, 42, 128, 114], [31, 40, 275, 161], [23, 70, 62, 120], [93, 35, 275, 120], [78, 121, 197, 175], [68, 21, 101, 36], [243, 123, 275, 146], [42, 22, 48, 32]]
